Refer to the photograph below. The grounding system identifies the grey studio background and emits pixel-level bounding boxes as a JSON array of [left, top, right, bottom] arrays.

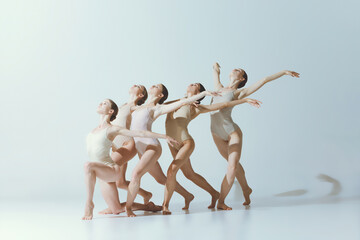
[[0, 0, 359, 209]]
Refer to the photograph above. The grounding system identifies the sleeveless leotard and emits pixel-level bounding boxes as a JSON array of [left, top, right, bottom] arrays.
[[86, 127, 115, 166], [210, 89, 239, 141], [130, 107, 160, 155], [112, 104, 132, 149], [165, 105, 193, 143]]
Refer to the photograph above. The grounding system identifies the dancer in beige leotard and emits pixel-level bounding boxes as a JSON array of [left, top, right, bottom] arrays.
[[125, 84, 218, 217], [82, 99, 179, 220], [211, 62, 300, 210], [162, 83, 262, 214]]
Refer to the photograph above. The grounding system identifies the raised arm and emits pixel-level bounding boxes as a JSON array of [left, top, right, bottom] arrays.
[[196, 98, 262, 114], [236, 70, 299, 99], [213, 62, 224, 90], [153, 91, 213, 118]]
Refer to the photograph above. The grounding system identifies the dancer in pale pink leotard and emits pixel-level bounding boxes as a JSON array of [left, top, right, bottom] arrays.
[[98, 85, 154, 215], [125, 84, 217, 217]]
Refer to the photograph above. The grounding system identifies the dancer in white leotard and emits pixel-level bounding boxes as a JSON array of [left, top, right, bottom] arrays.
[[162, 83, 261, 214], [125, 84, 217, 217], [211, 62, 300, 210], [98, 85, 154, 215], [82, 99, 179, 220]]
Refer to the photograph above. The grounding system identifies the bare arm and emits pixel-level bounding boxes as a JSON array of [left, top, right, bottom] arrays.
[[154, 91, 213, 118], [213, 62, 224, 90], [109, 127, 180, 148], [236, 70, 299, 99], [196, 98, 262, 114]]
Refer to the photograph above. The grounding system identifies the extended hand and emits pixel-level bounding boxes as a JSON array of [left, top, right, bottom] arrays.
[[245, 98, 262, 108], [285, 71, 300, 78], [213, 62, 220, 73], [166, 136, 182, 149]]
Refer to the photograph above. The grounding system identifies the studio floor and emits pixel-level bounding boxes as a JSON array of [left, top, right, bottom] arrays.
[[1, 196, 359, 240]]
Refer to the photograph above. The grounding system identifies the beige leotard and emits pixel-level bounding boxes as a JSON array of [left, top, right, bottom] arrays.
[[165, 105, 193, 143], [86, 127, 115, 166], [111, 104, 132, 149], [210, 89, 240, 140]]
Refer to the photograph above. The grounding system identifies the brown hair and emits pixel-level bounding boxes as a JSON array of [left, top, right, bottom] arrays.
[[237, 70, 248, 89], [108, 99, 118, 121], [136, 85, 148, 106], [159, 84, 168, 104]]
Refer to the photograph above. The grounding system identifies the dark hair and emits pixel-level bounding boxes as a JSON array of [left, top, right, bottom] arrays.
[[159, 84, 168, 104], [108, 99, 118, 122], [237, 70, 248, 89], [136, 85, 148, 106], [196, 83, 206, 104]]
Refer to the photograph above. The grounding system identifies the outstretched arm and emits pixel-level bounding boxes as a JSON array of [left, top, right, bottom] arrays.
[[213, 62, 224, 90], [196, 98, 262, 114], [109, 127, 180, 148], [236, 70, 300, 99], [153, 91, 214, 118]]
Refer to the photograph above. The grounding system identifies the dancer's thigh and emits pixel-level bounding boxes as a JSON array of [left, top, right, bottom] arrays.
[[88, 162, 120, 182], [111, 140, 137, 166], [212, 133, 229, 160], [132, 145, 160, 178]]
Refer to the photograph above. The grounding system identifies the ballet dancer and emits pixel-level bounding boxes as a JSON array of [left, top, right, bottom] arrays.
[[211, 62, 300, 210], [82, 99, 179, 220], [162, 83, 262, 214], [99, 85, 153, 215], [126, 84, 217, 217]]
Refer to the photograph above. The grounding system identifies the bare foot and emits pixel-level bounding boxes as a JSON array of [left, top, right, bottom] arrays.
[[82, 201, 94, 220], [217, 202, 232, 210], [146, 202, 162, 212], [98, 208, 113, 215], [243, 187, 252, 206], [143, 192, 153, 204], [208, 192, 220, 209], [126, 207, 136, 217], [182, 194, 194, 210], [162, 205, 172, 215]]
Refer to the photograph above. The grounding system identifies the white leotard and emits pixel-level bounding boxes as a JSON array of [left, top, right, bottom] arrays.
[[210, 89, 240, 140], [86, 127, 115, 166], [112, 104, 132, 149], [130, 107, 160, 155]]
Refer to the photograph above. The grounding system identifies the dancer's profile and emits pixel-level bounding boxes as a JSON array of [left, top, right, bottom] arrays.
[[211, 62, 300, 210], [162, 83, 262, 214], [82, 99, 179, 220]]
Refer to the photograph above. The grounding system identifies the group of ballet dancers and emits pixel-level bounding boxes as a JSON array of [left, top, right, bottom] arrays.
[[82, 62, 300, 220]]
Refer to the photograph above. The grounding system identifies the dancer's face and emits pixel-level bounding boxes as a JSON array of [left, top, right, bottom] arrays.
[[97, 99, 113, 115], [187, 83, 201, 95], [149, 84, 164, 97], [129, 84, 145, 97], [230, 68, 246, 86]]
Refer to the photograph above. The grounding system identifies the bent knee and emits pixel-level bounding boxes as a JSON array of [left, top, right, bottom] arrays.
[[84, 162, 94, 172], [167, 164, 180, 177]]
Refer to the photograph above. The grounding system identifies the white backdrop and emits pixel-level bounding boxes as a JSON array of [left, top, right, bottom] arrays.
[[1, 0, 359, 205]]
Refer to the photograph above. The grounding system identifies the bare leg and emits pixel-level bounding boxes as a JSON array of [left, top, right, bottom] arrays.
[[126, 145, 161, 217], [98, 181, 125, 215], [148, 161, 194, 211], [82, 162, 121, 220], [180, 159, 220, 209], [212, 131, 252, 206], [116, 163, 153, 204], [163, 140, 195, 214]]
